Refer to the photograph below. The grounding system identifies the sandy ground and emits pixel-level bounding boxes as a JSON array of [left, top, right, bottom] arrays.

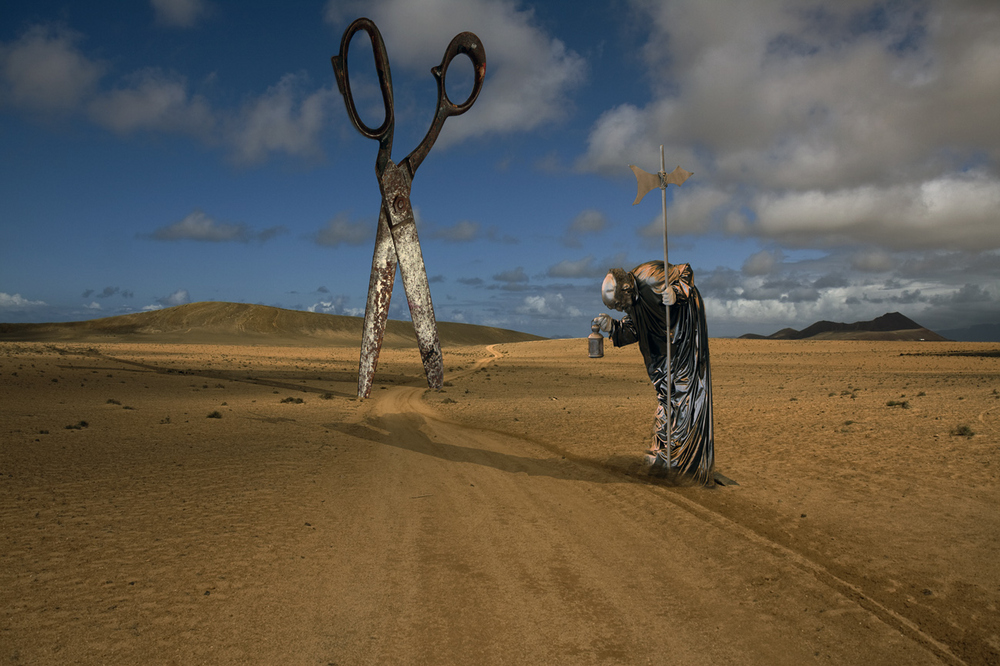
[[1, 338, 997, 665]]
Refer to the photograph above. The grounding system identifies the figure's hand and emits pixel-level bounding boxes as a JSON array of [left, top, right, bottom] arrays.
[[662, 287, 676, 306], [593, 313, 613, 333]]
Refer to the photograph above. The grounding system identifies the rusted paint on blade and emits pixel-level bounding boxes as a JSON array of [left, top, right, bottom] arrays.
[[357, 205, 396, 398], [391, 219, 444, 389], [377, 161, 445, 390]]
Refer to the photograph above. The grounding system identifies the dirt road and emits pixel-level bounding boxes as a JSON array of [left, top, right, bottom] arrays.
[[1, 341, 993, 664]]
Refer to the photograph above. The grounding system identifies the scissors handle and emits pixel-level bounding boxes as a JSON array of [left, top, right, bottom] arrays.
[[331, 18, 394, 167], [404, 31, 486, 176]]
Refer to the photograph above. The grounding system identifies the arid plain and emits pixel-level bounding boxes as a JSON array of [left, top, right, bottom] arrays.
[[1, 328, 998, 664]]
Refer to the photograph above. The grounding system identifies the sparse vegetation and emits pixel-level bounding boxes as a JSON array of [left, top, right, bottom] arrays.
[[886, 400, 910, 409], [106, 398, 121, 405], [951, 424, 974, 437], [207, 411, 222, 419], [280, 397, 304, 404], [65, 421, 89, 430]]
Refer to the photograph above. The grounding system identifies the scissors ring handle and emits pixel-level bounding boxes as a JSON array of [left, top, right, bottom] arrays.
[[434, 31, 487, 116], [330, 17, 393, 141]]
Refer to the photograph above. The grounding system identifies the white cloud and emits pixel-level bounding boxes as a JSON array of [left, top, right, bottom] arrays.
[[515, 293, 581, 318], [314, 213, 372, 247], [562, 209, 607, 247], [227, 73, 337, 164], [88, 69, 213, 136], [149, 210, 247, 242], [548, 256, 598, 279], [158, 289, 190, 307], [0, 25, 104, 112], [851, 250, 896, 273], [742, 250, 783, 277], [306, 296, 363, 316], [84, 301, 101, 310], [0, 292, 47, 308], [324, 0, 586, 146], [151, 0, 209, 28], [431, 220, 480, 242], [493, 266, 528, 283], [576, 1, 1000, 253], [751, 172, 1000, 251], [637, 186, 733, 237]]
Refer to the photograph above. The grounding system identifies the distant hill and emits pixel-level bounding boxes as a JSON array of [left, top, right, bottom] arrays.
[[740, 312, 948, 341], [0, 302, 545, 347]]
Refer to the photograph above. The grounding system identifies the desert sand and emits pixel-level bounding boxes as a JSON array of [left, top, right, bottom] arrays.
[[1, 336, 998, 664]]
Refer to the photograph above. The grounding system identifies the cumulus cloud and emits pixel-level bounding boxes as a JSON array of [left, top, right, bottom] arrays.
[[562, 209, 606, 247], [741, 249, 783, 277], [324, 0, 586, 146], [430, 220, 480, 242], [88, 69, 213, 136], [548, 256, 599, 279], [0, 25, 104, 112], [157, 289, 190, 307], [515, 293, 581, 318], [91, 286, 122, 299], [227, 73, 337, 164], [307, 295, 363, 316], [576, 1, 1000, 253], [492, 266, 528, 283], [151, 0, 209, 28], [148, 210, 283, 242], [1, 23, 337, 165], [637, 186, 733, 237], [0, 292, 47, 308], [314, 213, 372, 247], [749, 172, 1000, 251]]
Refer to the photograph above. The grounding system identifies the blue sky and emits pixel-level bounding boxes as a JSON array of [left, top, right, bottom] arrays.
[[2, 0, 998, 338]]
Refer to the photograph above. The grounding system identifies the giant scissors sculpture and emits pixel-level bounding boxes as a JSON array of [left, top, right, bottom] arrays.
[[331, 18, 486, 398]]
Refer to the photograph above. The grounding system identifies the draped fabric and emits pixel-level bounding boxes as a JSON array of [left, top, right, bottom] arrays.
[[609, 261, 714, 486]]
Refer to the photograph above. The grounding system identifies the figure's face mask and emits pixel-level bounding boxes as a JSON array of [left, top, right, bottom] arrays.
[[603, 268, 635, 311], [602, 274, 617, 310]]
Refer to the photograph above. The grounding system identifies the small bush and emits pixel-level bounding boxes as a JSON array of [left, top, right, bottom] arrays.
[[886, 400, 910, 409], [280, 397, 304, 404], [207, 411, 223, 419], [106, 398, 121, 405], [951, 424, 974, 437]]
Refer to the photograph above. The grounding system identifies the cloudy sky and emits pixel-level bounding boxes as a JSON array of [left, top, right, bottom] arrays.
[[2, 0, 998, 338]]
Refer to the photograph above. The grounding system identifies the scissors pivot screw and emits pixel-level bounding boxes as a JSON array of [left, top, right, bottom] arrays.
[[393, 195, 409, 215]]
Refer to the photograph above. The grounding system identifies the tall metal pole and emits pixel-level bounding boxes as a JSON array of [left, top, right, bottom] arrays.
[[627, 152, 692, 473], [659, 145, 673, 470]]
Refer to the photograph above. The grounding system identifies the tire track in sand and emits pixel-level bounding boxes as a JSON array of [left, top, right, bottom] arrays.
[[348, 347, 962, 666]]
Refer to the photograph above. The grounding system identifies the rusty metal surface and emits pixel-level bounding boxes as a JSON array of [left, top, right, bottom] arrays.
[[357, 207, 396, 398], [331, 18, 485, 397]]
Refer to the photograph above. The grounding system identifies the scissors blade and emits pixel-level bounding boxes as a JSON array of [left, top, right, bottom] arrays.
[[389, 219, 444, 390], [358, 204, 397, 398]]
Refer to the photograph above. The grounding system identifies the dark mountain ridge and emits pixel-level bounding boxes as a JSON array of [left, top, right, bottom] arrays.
[[740, 312, 947, 341]]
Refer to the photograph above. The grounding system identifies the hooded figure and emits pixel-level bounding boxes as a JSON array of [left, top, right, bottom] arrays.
[[594, 261, 714, 486]]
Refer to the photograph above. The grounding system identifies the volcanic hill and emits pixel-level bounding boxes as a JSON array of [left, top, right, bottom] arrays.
[[739, 312, 947, 341], [0, 302, 545, 347]]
